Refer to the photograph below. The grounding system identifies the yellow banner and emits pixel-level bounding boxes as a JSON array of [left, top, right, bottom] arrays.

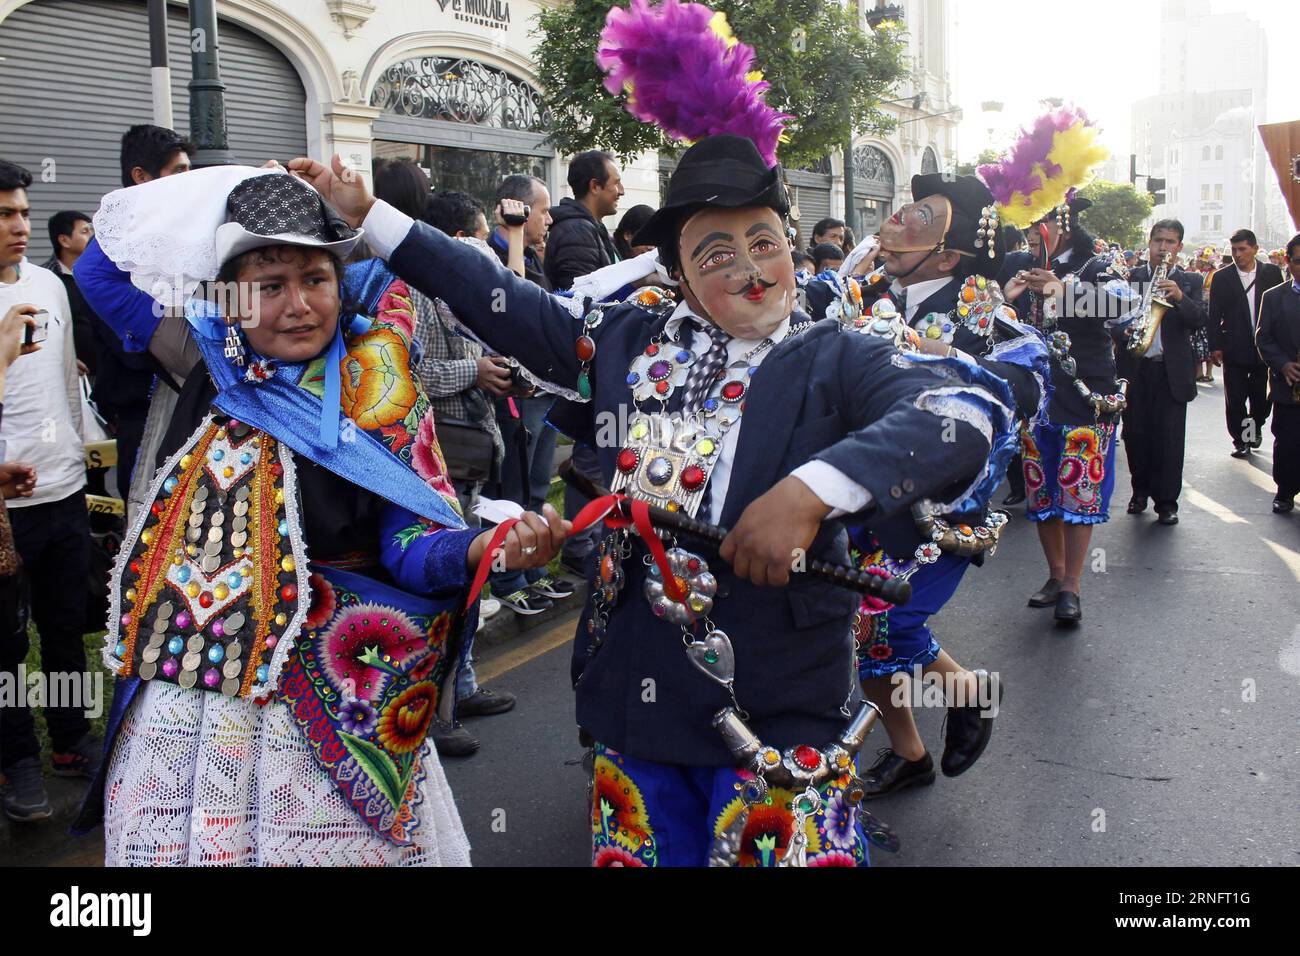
[[84, 439, 118, 470], [86, 494, 125, 517]]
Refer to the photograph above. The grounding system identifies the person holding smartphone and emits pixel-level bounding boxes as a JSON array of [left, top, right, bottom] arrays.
[[0, 160, 101, 824]]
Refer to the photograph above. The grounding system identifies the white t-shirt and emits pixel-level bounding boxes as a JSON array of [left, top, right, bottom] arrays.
[[0, 260, 85, 507], [1236, 265, 1258, 327]]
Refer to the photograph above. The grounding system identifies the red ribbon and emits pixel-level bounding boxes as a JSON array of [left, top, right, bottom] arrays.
[[464, 493, 685, 609]]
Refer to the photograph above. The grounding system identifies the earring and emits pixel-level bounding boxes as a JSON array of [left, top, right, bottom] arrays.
[[223, 319, 246, 367]]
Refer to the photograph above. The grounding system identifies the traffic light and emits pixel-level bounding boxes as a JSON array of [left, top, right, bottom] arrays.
[[1147, 177, 1166, 205]]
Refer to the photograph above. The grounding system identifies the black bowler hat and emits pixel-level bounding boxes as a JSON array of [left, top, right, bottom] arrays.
[[634, 135, 789, 257], [910, 172, 1005, 279]]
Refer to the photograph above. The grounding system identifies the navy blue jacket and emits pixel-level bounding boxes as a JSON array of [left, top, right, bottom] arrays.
[[1000, 249, 1122, 425], [385, 218, 995, 765]]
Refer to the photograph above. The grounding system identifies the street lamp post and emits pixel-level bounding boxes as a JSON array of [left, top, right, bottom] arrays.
[[188, 0, 236, 167]]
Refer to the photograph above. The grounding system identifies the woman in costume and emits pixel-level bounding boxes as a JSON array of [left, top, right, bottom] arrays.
[[72, 168, 567, 865], [989, 107, 1130, 624]]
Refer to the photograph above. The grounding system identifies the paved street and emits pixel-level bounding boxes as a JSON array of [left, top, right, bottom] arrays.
[[447, 378, 1300, 867]]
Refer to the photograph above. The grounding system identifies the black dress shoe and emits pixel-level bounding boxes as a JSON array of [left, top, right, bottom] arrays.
[[1054, 590, 1082, 623], [1156, 510, 1179, 525], [862, 748, 935, 798], [940, 670, 1004, 777], [429, 718, 480, 757], [1002, 491, 1026, 506], [457, 687, 517, 718], [1027, 577, 1062, 608], [1230, 447, 1252, 459], [1274, 497, 1295, 514], [1126, 495, 1148, 514]]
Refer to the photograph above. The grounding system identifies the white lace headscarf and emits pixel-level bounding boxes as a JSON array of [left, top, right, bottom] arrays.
[[91, 165, 281, 309]]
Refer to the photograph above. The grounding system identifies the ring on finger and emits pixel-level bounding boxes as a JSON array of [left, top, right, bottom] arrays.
[[521, 545, 537, 555]]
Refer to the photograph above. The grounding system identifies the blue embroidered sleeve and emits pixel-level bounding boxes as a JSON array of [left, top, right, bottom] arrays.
[[72, 237, 165, 353], [377, 505, 479, 597]]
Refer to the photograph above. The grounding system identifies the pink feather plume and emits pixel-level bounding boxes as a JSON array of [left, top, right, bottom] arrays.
[[596, 0, 790, 166]]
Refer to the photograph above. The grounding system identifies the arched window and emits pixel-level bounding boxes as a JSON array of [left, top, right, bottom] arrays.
[[921, 146, 940, 175], [852, 145, 895, 196], [370, 56, 552, 132]]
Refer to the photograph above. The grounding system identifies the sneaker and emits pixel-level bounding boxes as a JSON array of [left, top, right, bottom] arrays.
[[428, 718, 480, 757], [479, 597, 502, 621], [500, 589, 553, 615], [529, 576, 575, 600], [1, 757, 52, 822], [51, 734, 103, 780], [458, 687, 517, 718]]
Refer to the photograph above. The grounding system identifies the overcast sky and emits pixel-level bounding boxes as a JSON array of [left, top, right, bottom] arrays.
[[951, 0, 1299, 163]]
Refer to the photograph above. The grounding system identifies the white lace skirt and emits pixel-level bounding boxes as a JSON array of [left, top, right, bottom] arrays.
[[103, 681, 471, 867]]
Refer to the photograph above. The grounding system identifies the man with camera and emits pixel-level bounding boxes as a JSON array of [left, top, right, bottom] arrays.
[[0, 160, 101, 822]]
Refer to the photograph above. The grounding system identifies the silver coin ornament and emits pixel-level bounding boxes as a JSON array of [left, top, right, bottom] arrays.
[[643, 548, 717, 626]]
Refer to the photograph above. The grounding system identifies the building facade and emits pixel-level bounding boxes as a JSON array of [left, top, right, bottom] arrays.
[[0, 0, 957, 260], [1129, 0, 1272, 249]]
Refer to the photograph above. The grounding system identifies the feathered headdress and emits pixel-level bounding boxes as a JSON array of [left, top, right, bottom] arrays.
[[596, 0, 790, 166], [978, 106, 1109, 229]]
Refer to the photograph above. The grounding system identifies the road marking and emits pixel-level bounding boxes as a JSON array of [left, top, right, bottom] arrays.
[[1262, 538, 1300, 584], [1236, 463, 1278, 495], [1182, 484, 1249, 524], [476, 615, 578, 682]]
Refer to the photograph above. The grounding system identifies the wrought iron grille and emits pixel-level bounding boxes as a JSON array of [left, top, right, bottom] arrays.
[[370, 56, 552, 131], [852, 144, 895, 191]]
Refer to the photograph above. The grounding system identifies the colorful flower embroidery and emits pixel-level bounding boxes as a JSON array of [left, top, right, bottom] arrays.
[[821, 791, 858, 850], [304, 572, 336, 630], [338, 698, 377, 736], [340, 327, 420, 430], [375, 682, 438, 755], [592, 754, 656, 858], [594, 845, 647, 867], [319, 604, 425, 702], [1058, 424, 1111, 515]]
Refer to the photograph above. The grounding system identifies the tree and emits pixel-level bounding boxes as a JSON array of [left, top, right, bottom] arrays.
[[1076, 180, 1154, 248], [532, 0, 909, 170], [953, 148, 1000, 179]]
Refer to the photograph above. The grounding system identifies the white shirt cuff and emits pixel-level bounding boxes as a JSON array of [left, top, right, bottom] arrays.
[[790, 461, 874, 520], [361, 199, 416, 260]]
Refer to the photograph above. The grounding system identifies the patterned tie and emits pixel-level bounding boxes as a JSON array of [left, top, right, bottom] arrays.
[[682, 319, 732, 413]]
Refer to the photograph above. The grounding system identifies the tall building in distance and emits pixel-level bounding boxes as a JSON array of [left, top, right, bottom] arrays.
[[1130, 0, 1272, 248]]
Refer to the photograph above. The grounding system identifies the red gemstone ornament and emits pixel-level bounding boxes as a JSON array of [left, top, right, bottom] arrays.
[[199, 591, 214, 609], [645, 344, 660, 357], [281, 583, 297, 601], [655, 381, 670, 395], [272, 462, 284, 477], [793, 745, 821, 771], [617, 448, 639, 473], [151, 501, 164, 516], [686, 558, 701, 573], [681, 465, 705, 491], [721, 381, 745, 402], [575, 335, 596, 361]]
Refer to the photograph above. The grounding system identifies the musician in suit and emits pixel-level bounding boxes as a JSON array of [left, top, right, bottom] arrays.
[[1254, 233, 1300, 514], [288, 136, 1002, 866], [1115, 220, 1208, 525], [1209, 228, 1284, 457]]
